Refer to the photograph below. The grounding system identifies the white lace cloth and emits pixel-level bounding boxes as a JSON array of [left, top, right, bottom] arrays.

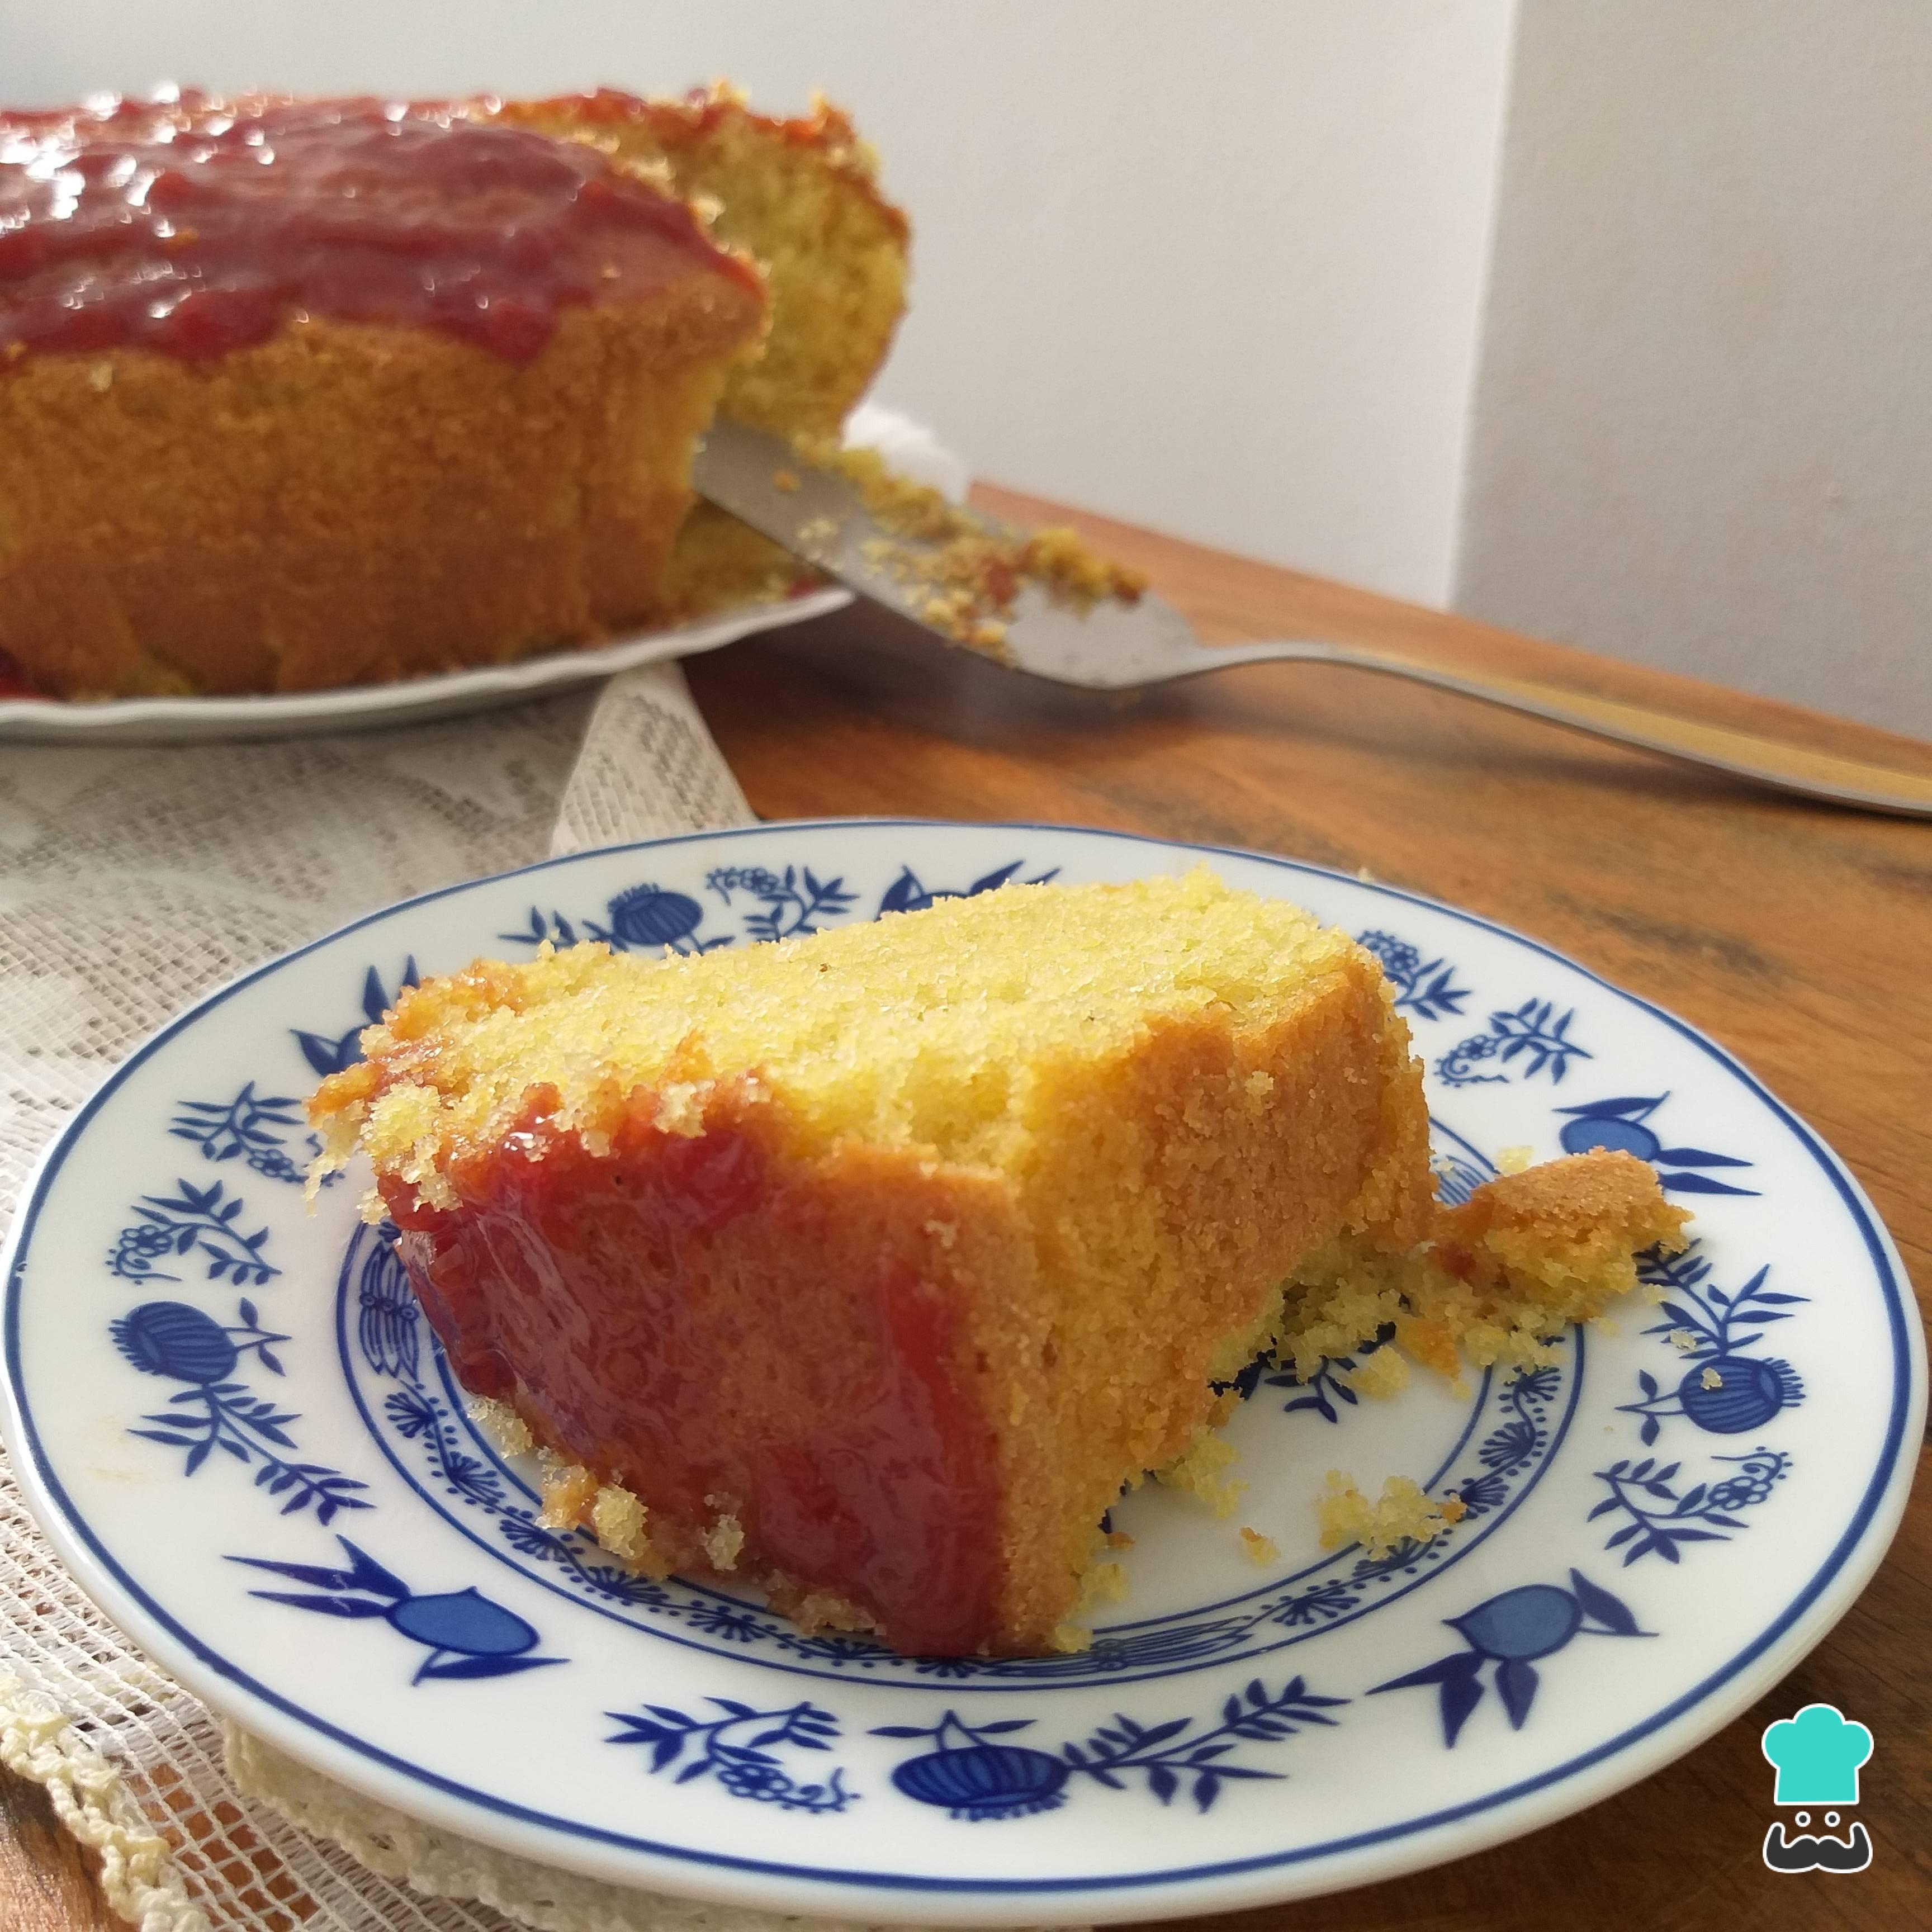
[[0, 664, 1007, 1932]]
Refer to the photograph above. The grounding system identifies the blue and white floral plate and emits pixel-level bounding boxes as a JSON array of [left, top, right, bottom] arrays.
[[2, 821, 1920, 1924]]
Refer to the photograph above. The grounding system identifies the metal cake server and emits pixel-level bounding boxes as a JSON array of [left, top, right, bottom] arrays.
[[693, 421, 1932, 818]]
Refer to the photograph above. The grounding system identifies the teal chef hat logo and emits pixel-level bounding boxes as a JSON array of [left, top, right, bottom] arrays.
[[1761, 1703, 1874, 1805]]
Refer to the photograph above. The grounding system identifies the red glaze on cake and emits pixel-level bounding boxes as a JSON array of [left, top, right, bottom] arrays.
[[0, 93, 759, 367], [383, 1093, 1003, 1656]]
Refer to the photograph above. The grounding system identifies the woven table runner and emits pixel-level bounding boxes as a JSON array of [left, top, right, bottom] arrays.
[[0, 665, 982, 1932]]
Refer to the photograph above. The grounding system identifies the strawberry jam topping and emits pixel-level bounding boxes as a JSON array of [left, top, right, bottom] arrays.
[[383, 1107, 1002, 1656], [0, 92, 756, 365]]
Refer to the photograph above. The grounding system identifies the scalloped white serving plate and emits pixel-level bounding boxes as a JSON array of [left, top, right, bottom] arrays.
[[2, 821, 1919, 1923], [0, 587, 850, 744]]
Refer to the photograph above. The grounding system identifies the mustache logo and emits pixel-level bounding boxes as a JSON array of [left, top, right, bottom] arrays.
[[1762, 1817, 1873, 1874]]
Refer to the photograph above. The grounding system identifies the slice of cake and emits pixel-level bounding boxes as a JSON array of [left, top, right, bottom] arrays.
[[310, 872, 1684, 1656]]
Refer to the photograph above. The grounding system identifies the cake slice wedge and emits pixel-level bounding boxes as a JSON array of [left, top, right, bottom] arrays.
[[311, 870, 1683, 1656]]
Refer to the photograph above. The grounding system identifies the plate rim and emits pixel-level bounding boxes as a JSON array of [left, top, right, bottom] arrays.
[[0, 586, 852, 742], [3, 817, 1922, 1919]]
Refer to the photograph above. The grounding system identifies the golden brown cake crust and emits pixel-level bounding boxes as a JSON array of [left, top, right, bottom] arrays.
[[0, 298, 760, 696]]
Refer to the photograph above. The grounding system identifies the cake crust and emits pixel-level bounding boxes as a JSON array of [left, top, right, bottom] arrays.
[[0, 300, 758, 695]]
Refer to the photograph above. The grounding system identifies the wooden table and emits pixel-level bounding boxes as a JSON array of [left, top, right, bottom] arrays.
[[6, 490, 1928, 1929]]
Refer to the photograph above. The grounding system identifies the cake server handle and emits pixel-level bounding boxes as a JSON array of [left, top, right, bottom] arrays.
[[1167, 639, 1932, 818]]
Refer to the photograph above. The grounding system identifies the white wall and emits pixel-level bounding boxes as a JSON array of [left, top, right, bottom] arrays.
[[1456, 2, 1932, 736], [4, 1, 1518, 608]]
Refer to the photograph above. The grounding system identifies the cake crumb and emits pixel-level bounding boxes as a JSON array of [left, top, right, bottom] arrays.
[[1670, 1328, 1698, 1352], [1104, 1528, 1135, 1551], [536, 1457, 597, 1530], [700, 1512, 746, 1571], [792, 1590, 881, 1637], [1701, 1365, 1723, 1390], [465, 1395, 533, 1457], [1338, 1347, 1409, 1399], [1048, 1621, 1095, 1655], [1317, 1471, 1458, 1557], [1438, 1494, 1469, 1523], [1496, 1145, 1534, 1175], [590, 1483, 650, 1561], [1239, 1527, 1280, 1566], [1156, 1430, 1247, 1518]]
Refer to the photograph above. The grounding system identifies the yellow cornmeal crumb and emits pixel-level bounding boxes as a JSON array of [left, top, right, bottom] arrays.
[[465, 1394, 532, 1457], [1701, 1366, 1723, 1390], [1049, 1621, 1094, 1655], [1670, 1329, 1699, 1352], [536, 1457, 598, 1531], [701, 1513, 746, 1572], [1496, 1145, 1534, 1175], [1337, 1347, 1410, 1399], [1239, 1527, 1280, 1566], [1104, 1528, 1135, 1551], [591, 1483, 651, 1562], [1155, 1430, 1247, 1518], [1317, 1472, 1460, 1557], [1438, 1494, 1468, 1523], [792, 1591, 881, 1636]]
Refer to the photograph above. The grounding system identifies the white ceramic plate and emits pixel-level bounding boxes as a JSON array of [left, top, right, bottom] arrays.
[[0, 588, 850, 744], [3, 821, 1919, 1922]]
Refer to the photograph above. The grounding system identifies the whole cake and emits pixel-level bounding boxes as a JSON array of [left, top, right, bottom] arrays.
[[310, 871, 1685, 1656], [0, 87, 908, 698]]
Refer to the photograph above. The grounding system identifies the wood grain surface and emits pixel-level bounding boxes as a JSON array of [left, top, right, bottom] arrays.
[[4, 490, 1926, 1929]]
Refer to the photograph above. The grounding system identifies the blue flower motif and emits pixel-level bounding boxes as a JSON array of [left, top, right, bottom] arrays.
[[1371, 1570, 1649, 1744], [1622, 1251, 1807, 1442], [875, 1679, 1346, 1821], [708, 863, 857, 942], [1587, 1448, 1791, 1564], [1355, 930, 1471, 1022], [605, 1698, 854, 1813], [170, 1082, 332, 1187], [114, 1298, 368, 1522], [230, 1537, 563, 1683], [1437, 1000, 1591, 1087], [110, 1178, 279, 1287], [357, 1231, 418, 1381]]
